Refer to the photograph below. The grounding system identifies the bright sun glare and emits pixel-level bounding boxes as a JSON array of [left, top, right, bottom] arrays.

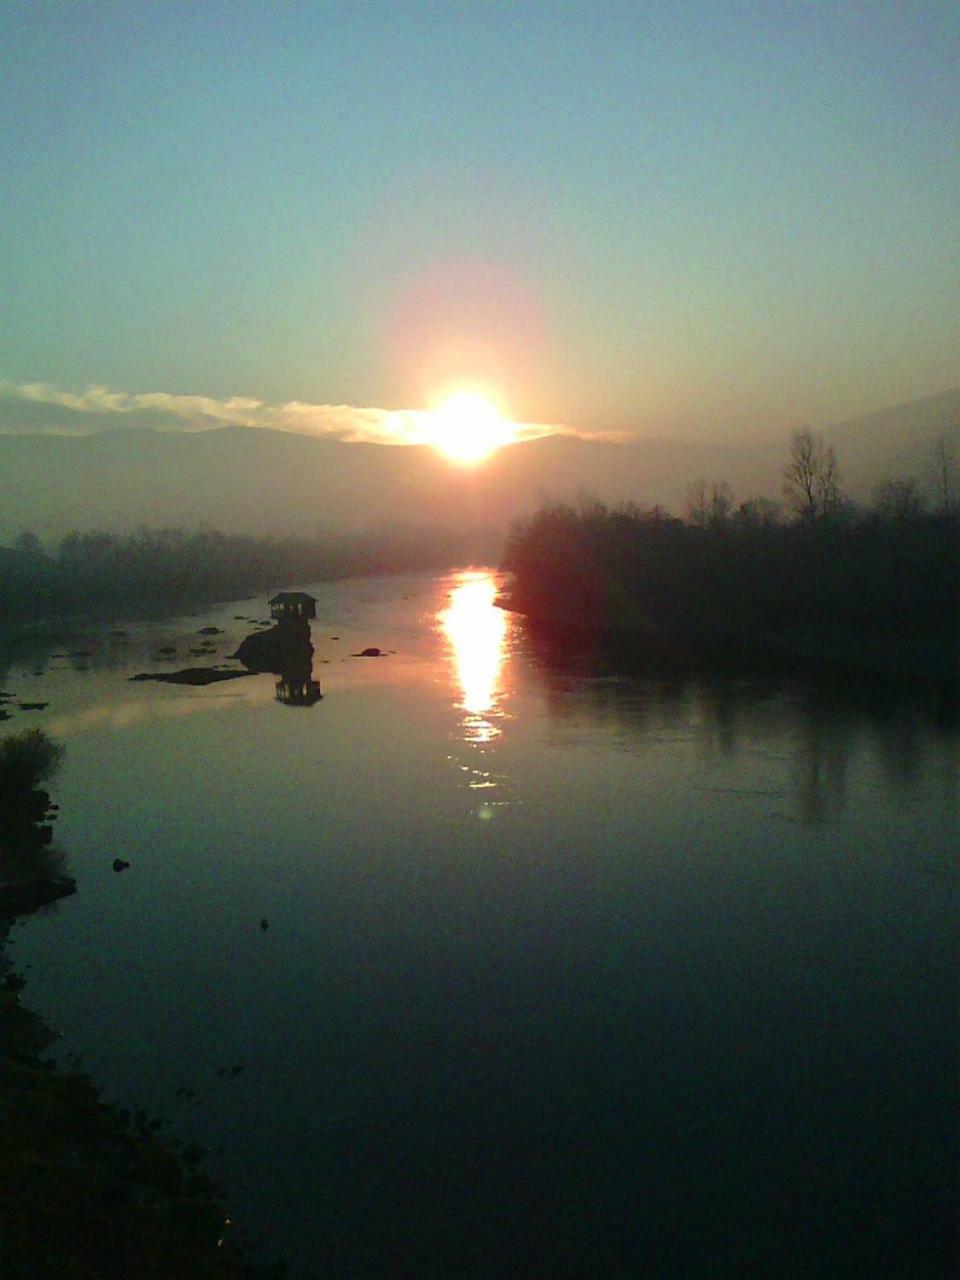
[[430, 391, 510, 465]]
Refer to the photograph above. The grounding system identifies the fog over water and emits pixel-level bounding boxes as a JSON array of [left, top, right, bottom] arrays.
[[6, 571, 957, 1277]]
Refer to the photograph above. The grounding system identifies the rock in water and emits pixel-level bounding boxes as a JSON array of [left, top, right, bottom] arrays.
[[236, 624, 313, 675]]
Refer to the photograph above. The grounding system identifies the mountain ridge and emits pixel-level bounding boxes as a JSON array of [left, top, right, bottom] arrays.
[[1, 389, 957, 543]]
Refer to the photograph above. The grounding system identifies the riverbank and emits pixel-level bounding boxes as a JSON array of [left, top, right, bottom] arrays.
[[1, 523, 504, 633], [500, 501, 959, 686]]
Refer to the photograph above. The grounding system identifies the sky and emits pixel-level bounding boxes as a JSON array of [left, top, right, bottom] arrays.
[[2, 1, 958, 445]]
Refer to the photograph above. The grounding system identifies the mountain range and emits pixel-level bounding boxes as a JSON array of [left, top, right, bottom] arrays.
[[1, 389, 957, 545]]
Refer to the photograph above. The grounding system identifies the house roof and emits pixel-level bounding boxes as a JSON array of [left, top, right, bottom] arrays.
[[269, 591, 317, 605]]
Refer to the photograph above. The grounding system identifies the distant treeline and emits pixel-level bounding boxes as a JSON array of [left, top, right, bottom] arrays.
[[0, 522, 504, 625], [502, 432, 959, 678]]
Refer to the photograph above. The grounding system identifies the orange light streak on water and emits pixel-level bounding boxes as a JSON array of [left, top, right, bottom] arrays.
[[440, 571, 508, 744]]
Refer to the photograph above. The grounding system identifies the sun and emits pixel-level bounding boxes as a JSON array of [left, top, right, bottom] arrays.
[[429, 390, 511, 465]]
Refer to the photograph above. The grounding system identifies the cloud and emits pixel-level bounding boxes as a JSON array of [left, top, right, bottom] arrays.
[[3, 381, 265, 428], [0, 378, 588, 445], [271, 401, 427, 445]]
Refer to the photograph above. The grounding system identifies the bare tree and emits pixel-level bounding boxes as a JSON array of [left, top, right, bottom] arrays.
[[686, 479, 734, 527], [873, 478, 924, 522], [782, 427, 842, 523], [932, 433, 959, 515], [686, 479, 710, 527], [708, 480, 734, 525], [734, 495, 782, 527]]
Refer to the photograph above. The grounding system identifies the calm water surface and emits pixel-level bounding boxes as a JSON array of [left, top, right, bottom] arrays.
[[6, 571, 957, 1277]]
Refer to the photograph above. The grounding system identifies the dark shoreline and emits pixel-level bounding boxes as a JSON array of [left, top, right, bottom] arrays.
[[1, 913, 286, 1279], [0, 581, 314, 638], [0, 731, 286, 1278]]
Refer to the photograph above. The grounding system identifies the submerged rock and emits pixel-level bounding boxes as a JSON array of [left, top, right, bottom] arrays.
[[129, 668, 255, 686]]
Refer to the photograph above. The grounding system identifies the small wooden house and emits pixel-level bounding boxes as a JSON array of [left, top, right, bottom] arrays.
[[269, 591, 317, 624]]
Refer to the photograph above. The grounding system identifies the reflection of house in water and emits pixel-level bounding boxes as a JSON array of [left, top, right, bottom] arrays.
[[270, 592, 317, 624], [276, 669, 323, 707]]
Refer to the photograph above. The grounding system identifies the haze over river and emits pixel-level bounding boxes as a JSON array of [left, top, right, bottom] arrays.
[[6, 571, 957, 1277]]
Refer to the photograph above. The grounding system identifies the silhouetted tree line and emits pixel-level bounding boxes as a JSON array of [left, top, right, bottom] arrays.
[[0, 522, 504, 624], [503, 430, 959, 674]]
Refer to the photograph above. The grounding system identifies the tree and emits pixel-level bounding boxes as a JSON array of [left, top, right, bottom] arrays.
[[686, 479, 734, 527], [873, 478, 924, 523], [782, 427, 842, 523], [932, 433, 959, 515], [685, 479, 710, 527], [13, 530, 43, 558], [734, 496, 782, 528]]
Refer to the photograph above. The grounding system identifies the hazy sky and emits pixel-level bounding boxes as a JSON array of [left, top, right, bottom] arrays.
[[2, 2, 958, 442]]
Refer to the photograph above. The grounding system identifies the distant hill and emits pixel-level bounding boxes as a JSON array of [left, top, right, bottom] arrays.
[[0, 389, 957, 544], [824, 388, 960, 492]]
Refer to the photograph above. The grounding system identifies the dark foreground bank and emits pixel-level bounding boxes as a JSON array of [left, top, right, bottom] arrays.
[[1, 948, 285, 1280], [0, 727, 284, 1279]]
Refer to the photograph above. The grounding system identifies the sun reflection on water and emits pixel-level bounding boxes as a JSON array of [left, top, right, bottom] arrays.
[[440, 571, 508, 745]]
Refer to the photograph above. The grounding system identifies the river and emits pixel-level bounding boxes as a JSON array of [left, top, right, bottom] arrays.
[[5, 569, 957, 1277]]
